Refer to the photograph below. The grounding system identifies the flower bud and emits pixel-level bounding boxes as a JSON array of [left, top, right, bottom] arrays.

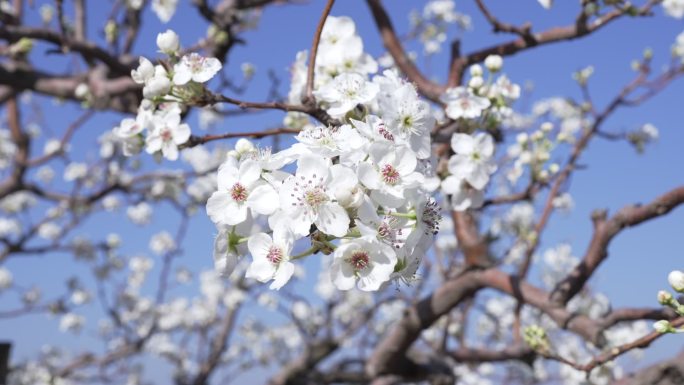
[[335, 185, 364, 209], [540, 122, 553, 132], [235, 138, 255, 155], [9, 37, 33, 56], [653, 320, 673, 334], [40, 4, 54, 24], [241, 62, 256, 80], [516, 133, 528, 145], [531, 131, 544, 141], [484, 55, 503, 72], [74, 83, 90, 99], [142, 75, 171, 99], [131, 57, 155, 84], [658, 290, 674, 305], [468, 76, 484, 89], [157, 29, 180, 55], [469, 64, 483, 77], [668, 270, 684, 292], [105, 20, 118, 44]]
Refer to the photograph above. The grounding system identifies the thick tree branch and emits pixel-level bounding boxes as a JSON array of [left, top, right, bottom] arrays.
[[365, 0, 444, 102], [550, 186, 684, 305]]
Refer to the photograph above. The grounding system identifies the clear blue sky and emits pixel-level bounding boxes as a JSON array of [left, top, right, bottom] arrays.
[[2, 0, 684, 382]]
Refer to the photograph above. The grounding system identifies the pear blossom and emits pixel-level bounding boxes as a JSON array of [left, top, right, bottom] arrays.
[[156, 29, 180, 54], [538, 0, 553, 9], [278, 154, 351, 238], [132, 58, 155, 85], [314, 72, 379, 117], [358, 143, 423, 208], [59, 313, 85, 333], [206, 158, 279, 226], [493, 75, 521, 100], [379, 83, 434, 159], [441, 175, 485, 211], [294, 124, 365, 159], [440, 87, 491, 120], [317, 16, 363, 68], [213, 216, 255, 277], [484, 55, 503, 72], [145, 110, 191, 160], [663, 0, 684, 18], [0, 267, 12, 291], [152, 0, 178, 23], [329, 237, 397, 291], [668, 270, 684, 292], [113, 118, 143, 143], [173, 53, 222, 85], [448, 132, 497, 190], [142, 65, 172, 99], [246, 227, 296, 290]]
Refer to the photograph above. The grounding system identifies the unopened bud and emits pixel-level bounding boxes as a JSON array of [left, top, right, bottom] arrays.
[[658, 290, 674, 306], [469, 64, 483, 77], [484, 55, 503, 72], [653, 320, 674, 334], [105, 20, 118, 44], [668, 270, 684, 292], [468, 76, 484, 89], [156, 29, 180, 55], [235, 138, 255, 155]]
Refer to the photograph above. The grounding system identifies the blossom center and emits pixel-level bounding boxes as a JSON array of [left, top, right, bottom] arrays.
[[230, 183, 248, 203], [377, 122, 394, 141], [421, 199, 441, 235], [160, 128, 173, 142], [266, 246, 283, 264], [186, 54, 206, 73], [305, 187, 328, 207], [348, 251, 370, 271], [381, 164, 400, 185], [293, 174, 329, 211]]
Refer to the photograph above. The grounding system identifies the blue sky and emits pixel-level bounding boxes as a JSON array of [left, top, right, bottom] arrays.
[[2, 0, 684, 382]]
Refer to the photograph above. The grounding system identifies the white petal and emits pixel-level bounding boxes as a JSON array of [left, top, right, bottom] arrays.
[[297, 154, 330, 181], [330, 261, 356, 291], [315, 203, 349, 237], [451, 133, 474, 155], [172, 67, 192, 85], [467, 164, 490, 190], [246, 260, 276, 282], [172, 123, 191, 145], [329, 164, 358, 192], [270, 262, 295, 290], [247, 183, 279, 215], [357, 162, 381, 189], [247, 233, 272, 261]]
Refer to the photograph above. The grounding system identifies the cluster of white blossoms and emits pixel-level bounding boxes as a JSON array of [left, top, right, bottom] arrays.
[[205, 16, 448, 292], [439, 57, 521, 211], [109, 17, 523, 292], [112, 30, 222, 160], [654, 269, 684, 334], [409, 0, 472, 55]]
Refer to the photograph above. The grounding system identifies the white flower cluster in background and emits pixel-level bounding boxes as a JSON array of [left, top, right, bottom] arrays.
[[112, 30, 222, 161], [409, 0, 472, 55]]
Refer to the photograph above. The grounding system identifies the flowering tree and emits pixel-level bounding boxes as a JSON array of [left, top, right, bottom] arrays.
[[1, 0, 684, 384]]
